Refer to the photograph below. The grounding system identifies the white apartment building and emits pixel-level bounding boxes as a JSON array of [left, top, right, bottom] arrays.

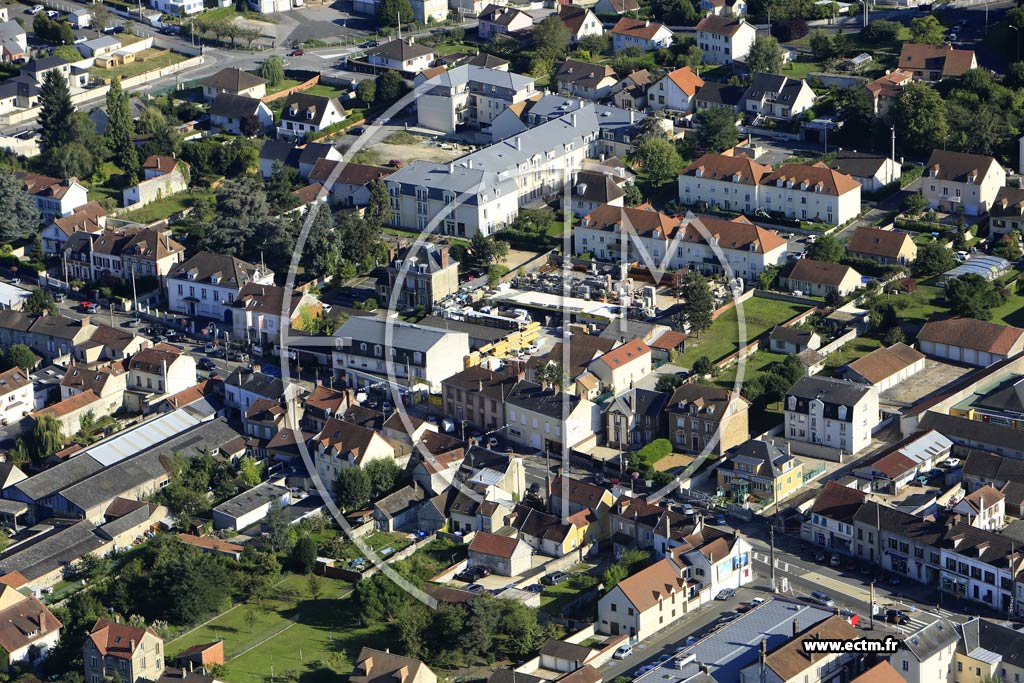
[[504, 381, 601, 453], [332, 317, 469, 393], [695, 15, 757, 66], [760, 162, 862, 225], [416, 65, 536, 135], [921, 149, 1006, 217], [165, 253, 275, 322], [678, 152, 772, 214], [784, 376, 879, 455], [386, 106, 599, 238], [125, 346, 198, 414], [648, 67, 704, 113], [589, 339, 651, 395], [0, 367, 32, 427]]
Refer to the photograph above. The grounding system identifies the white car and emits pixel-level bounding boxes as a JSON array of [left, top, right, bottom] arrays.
[[613, 645, 633, 660], [46, 10, 58, 18], [29, 5, 44, 14], [73, 36, 87, 44], [956, 250, 970, 261], [944, 457, 961, 469]]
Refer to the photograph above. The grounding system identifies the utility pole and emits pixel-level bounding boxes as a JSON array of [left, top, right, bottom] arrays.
[[891, 126, 897, 184], [769, 525, 776, 593], [130, 264, 138, 322], [869, 580, 875, 629]]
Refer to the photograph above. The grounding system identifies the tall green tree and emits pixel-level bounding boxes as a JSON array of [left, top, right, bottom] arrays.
[[695, 107, 738, 153], [365, 178, 390, 227], [746, 36, 784, 74], [335, 466, 371, 511], [31, 415, 63, 464], [377, 0, 413, 27], [892, 82, 948, 158], [808, 30, 833, 60], [38, 70, 75, 151], [375, 70, 408, 106], [105, 77, 140, 185], [365, 458, 401, 498], [0, 168, 41, 242], [634, 136, 683, 187], [532, 15, 571, 59], [3, 345, 36, 373], [909, 15, 945, 44], [913, 240, 956, 276], [23, 288, 56, 316], [676, 272, 714, 336], [946, 273, 1002, 320], [259, 56, 285, 87], [805, 234, 844, 262]]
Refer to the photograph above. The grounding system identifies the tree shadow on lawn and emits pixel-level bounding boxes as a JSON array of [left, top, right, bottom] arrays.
[[209, 624, 241, 636]]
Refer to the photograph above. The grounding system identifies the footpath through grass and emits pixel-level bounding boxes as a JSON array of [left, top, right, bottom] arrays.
[[167, 573, 389, 683]]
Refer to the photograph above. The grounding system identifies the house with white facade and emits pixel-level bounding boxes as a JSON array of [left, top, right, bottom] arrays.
[[40, 201, 106, 255], [700, 0, 746, 16], [166, 252, 275, 322], [558, 5, 603, 43], [277, 93, 346, 142], [921, 149, 1006, 217], [125, 345, 198, 414], [307, 160, 394, 208], [0, 367, 32, 427], [200, 67, 267, 101], [888, 620, 959, 683], [648, 67, 703, 113], [678, 151, 772, 213], [231, 283, 320, 348], [940, 525, 1024, 612], [19, 172, 88, 221], [332, 317, 469, 393], [589, 339, 651, 395], [210, 93, 273, 136], [122, 155, 189, 211], [367, 39, 436, 73], [759, 162, 861, 225], [741, 73, 816, 120], [555, 59, 617, 101], [416, 64, 536, 135], [829, 152, 900, 192], [504, 381, 601, 453], [610, 18, 673, 53], [784, 376, 879, 455], [478, 5, 533, 41], [315, 417, 397, 484], [695, 15, 756, 66]]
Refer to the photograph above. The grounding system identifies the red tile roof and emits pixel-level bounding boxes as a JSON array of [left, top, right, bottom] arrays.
[[468, 531, 522, 558], [597, 339, 651, 369]]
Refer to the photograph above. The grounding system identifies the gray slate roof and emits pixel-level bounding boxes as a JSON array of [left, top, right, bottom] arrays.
[[214, 482, 289, 519]]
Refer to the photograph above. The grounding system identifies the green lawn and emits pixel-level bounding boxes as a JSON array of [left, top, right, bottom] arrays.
[[117, 190, 214, 224], [166, 573, 384, 683], [820, 336, 883, 377], [781, 59, 825, 79], [305, 83, 349, 99], [987, 288, 1024, 327], [677, 297, 813, 367], [90, 49, 189, 81], [266, 78, 304, 95], [887, 282, 947, 326], [85, 162, 126, 204]]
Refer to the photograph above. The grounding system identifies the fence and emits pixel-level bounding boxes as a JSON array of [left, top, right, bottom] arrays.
[[261, 73, 321, 103], [815, 328, 858, 358]]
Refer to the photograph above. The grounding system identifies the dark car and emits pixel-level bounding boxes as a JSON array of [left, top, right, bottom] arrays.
[[207, 347, 226, 358], [525, 583, 544, 593], [886, 609, 910, 625], [465, 583, 485, 594], [455, 569, 477, 583], [540, 571, 569, 586], [198, 358, 217, 371]]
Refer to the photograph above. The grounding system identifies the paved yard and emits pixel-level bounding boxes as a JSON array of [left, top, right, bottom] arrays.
[[879, 359, 972, 409]]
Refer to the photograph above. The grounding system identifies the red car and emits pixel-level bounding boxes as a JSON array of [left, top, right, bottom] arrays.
[[290, 48, 305, 56], [79, 301, 95, 312]]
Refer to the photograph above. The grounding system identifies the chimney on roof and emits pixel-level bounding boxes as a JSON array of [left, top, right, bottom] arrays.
[[37, 611, 45, 632], [515, 136, 522, 151], [114, 614, 120, 624], [645, 19, 649, 26], [81, 315, 90, 327], [571, 113, 577, 127], [130, 639, 136, 653]]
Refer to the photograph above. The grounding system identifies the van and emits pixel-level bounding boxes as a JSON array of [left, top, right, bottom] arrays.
[[613, 645, 633, 659]]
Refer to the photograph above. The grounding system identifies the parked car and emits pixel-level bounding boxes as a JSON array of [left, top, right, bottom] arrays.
[[290, 48, 305, 56], [944, 457, 961, 468], [525, 583, 544, 593], [73, 35, 87, 44], [814, 551, 826, 563], [228, 350, 250, 363], [808, 591, 835, 607], [486, 436, 499, 448], [540, 571, 569, 586], [208, 347, 226, 359], [29, 5, 45, 14], [79, 301, 96, 313], [465, 583, 486, 594], [749, 597, 766, 607], [45, 9, 58, 17], [885, 609, 909, 625], [715, 588, 736, 600], [829, 554, 841, 567], [714, 514, 728, 526], [198, 358, 217, 371], [613, 645, 633, 660], [455, 569, 477, 583]]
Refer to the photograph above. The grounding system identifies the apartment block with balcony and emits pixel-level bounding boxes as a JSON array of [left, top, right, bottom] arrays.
[[921, 149, 1006, 217], [784, 376, 879, 455]]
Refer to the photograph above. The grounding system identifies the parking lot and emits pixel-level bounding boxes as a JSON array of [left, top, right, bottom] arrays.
[[879, 359, 973, 408]]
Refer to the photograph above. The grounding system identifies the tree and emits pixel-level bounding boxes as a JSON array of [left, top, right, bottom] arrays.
[[912, 240, 956, 277], [692, 356, 714, 377], [903, 191, 928, 216], [50, 142, 96, 180], [746, 36, 784, 75], [24, 288, 57, 316], [487, 264, 509, 287], [537, 361, 568, 391], [259, 55, 285, 87], [105, 77, 140, 185], [695, 107, 738, 154], [946, 273, 1003, 320], [38, 70, 75, 151], [602, 562, 629, 590], [365, 458, 401, 498], [893, 82, 948, 158], [909, 15, 945, 44], [634, 136, 682, 187], [0, 168, 40, 242], [377, 0, 414, 27], [772, 18, 808, 42], [307, 572, 324, 601], [995, 234, 1023, 262], [624, 183, 643, 206], [31, 415, 63, 463], [532, 15, 571, 59], [861, 18, 902, 42], [466, 232, 510, 271], [806, 234, 844, 262], [91, 3, 111, 31], [304, 202, 340, 279], [677, 272, 714, 336], [758, 264, 780, 290], [266, 161, 302, 212], [654, 373, 685, 392], [831, 30, 852, 58], [237, 456, 263, 487], [244, 607, 257, 633], [335, 466, 371, 511], [4, 344, 36, 372], [290, 535, 318, 573], [365, 178, 390, 228], [376, 70, 408, 106], [809, 30, 833, 61], [356, 79, 376, 106], [238, 25, 261, 49]]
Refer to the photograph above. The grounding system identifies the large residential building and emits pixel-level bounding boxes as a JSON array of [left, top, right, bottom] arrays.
[[504, 381, 601, 452], [610, 18, 674, 53], [385, 106, 599, 238], [416, 65, 536, 135], [897, 43, 977, 82], [63, 227, 188, 285], [741, 73, 816, 120], [718, 439, 803, 504], [84, 619, 165, 683], [678, 151, 772, 214], [695, 15, 756, 65], [759, 162, 861, 225], [332, 317, 470, 393], [376, 243, 459, 311], [441, 366, 519, 432], [166, 253, 275, 322], [921, 149, 1006, 216], [648, 67, 704, 113], [785, 376, 879, 455], [666, 383, 750, 455]]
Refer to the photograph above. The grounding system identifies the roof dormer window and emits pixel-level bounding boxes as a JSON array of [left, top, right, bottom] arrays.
[[289, 105, 298, 116], [306, 108, 315, 120]]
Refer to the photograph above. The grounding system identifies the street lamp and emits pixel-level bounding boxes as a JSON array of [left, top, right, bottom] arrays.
[[1011, 25, 1022, 63]]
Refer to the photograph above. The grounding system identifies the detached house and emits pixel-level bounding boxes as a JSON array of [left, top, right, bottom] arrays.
[[376, 242, 459, 311], [648, 67, 704, 113], [125, 345, 198, 414], [315, 417, 397, 483], [308, 159, 393, 207], [589, 338, 651, 395], [612, 69, 652, 110], [610, 18, 674, 53], [231, 283, 320, 347], [606, 388, 669, 450], [846, 226, 917, 265], [666, 383, 750, 455], [468, 531, 531, 576], [990, 186, 1024, 237], [200, 67, 267, 101], [84, 619, 164, 683], [780, 258, 862, 297], [366, 39, 436, 74], [0, 586, 60, 670], [865, 68, 912, 118], [555, 59, 617, 101], [209, 93, 273, 136], [741, 73, 816, 120], [166, 252, 274, 322], [40, 201, 106, 255], [351, 648, 436, 683], [593, 0, 639, 13], [559, 5, 603, 43], [19, 172, 88, 221], [829, 151, 900, 192], [478, 5, 533, 40], [0, 21, 26, 63], [122, 155, 189, 211], [898, 43, 977, 82], [695, 15, 756, 66], [700, 0, 746, 16], [921, 149, 1006, 217], [277, 93, 347, 142], [718, 439, 803, 503]]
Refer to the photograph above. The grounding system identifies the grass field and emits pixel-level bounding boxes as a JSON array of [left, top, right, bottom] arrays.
[[117, 190, 214, 224], [677, 297, 812, 367], [820, 336, 883, 377], [166, 573, 386, 683], [266, 78, 305, 94]]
